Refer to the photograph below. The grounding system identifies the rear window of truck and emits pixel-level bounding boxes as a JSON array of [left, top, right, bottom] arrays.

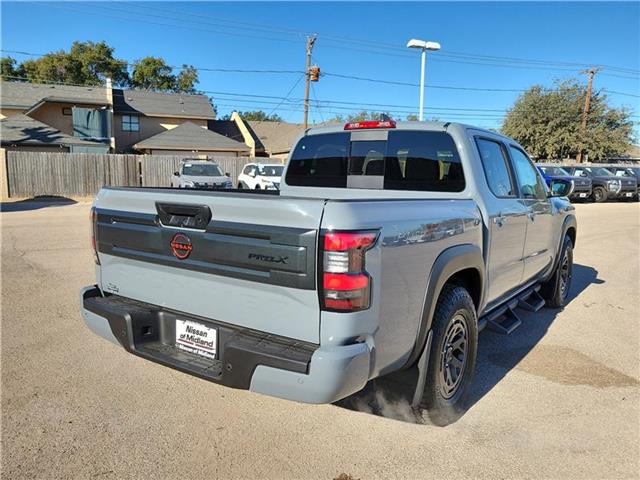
[[285, 131, 465, 192]]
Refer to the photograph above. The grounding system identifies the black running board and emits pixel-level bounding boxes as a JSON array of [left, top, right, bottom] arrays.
[[478, 285, 544, 335]]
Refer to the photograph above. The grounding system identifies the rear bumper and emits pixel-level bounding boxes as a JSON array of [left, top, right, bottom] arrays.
[[80, 286, 371, 404]]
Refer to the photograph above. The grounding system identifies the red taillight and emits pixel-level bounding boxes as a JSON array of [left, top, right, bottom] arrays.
[[324, 232, 377, 251], [323, 273, 369, 291], [344, 120, 396, 131], [90, 207, 100, 265], [320, 230, 378, 312]]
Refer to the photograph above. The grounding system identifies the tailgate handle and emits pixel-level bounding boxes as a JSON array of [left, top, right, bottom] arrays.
[[156, 202, 212, 230]]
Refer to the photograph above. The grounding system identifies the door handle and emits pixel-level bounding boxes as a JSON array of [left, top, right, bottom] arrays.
[[527, 212, 536, 221], [493, 214, 506, 227]]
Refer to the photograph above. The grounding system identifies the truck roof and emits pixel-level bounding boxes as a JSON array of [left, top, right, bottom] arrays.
[[303, 120, 512, 143]]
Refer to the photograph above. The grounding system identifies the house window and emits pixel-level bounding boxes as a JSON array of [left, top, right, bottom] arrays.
[[122, 115, 140, 132], [62, 107, 72, 116]]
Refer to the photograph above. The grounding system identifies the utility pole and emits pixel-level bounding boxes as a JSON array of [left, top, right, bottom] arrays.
[[576, 67, 600, 163], [303, 35, 317, 130]]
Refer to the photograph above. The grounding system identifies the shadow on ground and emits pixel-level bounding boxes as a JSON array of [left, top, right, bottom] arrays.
[[334, 264, 604, 424], [0, 196, 78, 212]]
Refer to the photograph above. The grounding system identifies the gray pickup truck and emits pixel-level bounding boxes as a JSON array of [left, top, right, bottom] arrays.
[[81, 121, 577, 425]]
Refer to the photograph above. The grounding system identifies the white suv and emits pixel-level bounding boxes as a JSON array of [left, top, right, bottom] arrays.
[[237, 163, 284, 190]]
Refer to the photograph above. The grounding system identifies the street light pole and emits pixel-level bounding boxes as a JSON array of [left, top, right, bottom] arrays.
[[406, 39, 441, 121], [419, 48, 426, 121]]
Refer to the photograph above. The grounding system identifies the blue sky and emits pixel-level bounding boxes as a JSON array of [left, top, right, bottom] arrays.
[[1, 1, 639, 133]]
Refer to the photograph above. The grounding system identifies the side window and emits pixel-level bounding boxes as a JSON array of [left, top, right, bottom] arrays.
[[242, 165, 252, 175], [476, 138, 515, 197], [509, 146, 547, 199]]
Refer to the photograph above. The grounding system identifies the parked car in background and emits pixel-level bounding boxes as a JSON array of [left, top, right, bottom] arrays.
[[82, 120, 577, 426], [607, 165, 640, 201], [537, 164, 592, 202], [565, 166, 637, 202], [237, 163, 284, 190], [171, 160, 233, 190]]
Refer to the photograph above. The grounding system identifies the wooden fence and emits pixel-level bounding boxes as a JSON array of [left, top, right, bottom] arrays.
[[2, 150, 265, 198]]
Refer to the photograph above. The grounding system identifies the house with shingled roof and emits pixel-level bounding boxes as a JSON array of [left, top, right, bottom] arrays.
[[0, 80, 220, 154]]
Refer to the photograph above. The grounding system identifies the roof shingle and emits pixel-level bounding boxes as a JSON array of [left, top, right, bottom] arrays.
[[1, 81, 109, 109], [133, 122, 250, 152], [0, 114, 106, 147], [113, 89, 215, 119]]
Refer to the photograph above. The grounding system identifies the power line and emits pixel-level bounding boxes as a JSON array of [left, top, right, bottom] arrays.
[[115, 2, 640, 76], [5, 49, 637, 99], [23, 1, 640, 77], [310, 83, 325, 123], [254, 74, 306, 125], [1, 75, 636, 118]]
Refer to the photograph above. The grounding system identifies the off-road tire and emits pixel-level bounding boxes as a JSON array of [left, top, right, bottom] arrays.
[[540, 235, 573, 308], [592, 186, 606, 203], [419, 284, 478, 426]]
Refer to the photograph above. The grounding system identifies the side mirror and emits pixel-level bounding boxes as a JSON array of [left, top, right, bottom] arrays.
[[225, 172, 230, 177], [549, 178, 574, 197], [173, 171, 180, 177]]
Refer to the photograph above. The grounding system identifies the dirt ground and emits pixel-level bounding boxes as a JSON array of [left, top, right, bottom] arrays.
[[1, 199, 638, 479]]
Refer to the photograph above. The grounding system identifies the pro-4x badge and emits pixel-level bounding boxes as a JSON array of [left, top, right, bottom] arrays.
[[170, 233, 193, 260]]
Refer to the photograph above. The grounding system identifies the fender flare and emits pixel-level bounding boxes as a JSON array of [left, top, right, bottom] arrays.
[[561, 214, 577, 248], [403, 243, 485, 369], [546, 214, 577, 279]]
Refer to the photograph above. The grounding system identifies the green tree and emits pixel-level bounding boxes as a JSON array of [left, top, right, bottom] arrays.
[[68, 41, 129, 86], [405, 113, 419, 121], [501, 80, 634, 160], [237, 110, 283, 122], [0, 57, 23, 81], [131, 57, 175, 91], [16, 41, 128, 86], [346, 110, 391, 122], [175, 65, 199, 94]]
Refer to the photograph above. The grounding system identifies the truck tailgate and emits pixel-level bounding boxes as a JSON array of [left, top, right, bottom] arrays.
[[93, 188, 325, 343]]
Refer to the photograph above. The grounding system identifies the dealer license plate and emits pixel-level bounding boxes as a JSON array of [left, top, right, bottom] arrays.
[[175, 319, 217, 359], [625, 192, 633, 197], [579, 193, 587, 198]]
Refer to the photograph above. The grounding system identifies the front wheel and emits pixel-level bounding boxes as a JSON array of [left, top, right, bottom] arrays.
[[417, 284, 478, 426], [540, 235, 573, 308], [592, 186, 606, 203]]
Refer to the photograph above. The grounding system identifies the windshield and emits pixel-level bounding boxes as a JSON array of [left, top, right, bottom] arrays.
[[182, 163, 223, 177], [258, 165, 284, 177], [541, 166, 570, 176], [588, 167, 614, 176]]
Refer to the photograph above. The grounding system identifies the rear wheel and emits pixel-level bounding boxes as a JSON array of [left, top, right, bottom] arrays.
[[418, 284, 478, 426], [540, 235, 573, 308], [592, 186, 606, 203]]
